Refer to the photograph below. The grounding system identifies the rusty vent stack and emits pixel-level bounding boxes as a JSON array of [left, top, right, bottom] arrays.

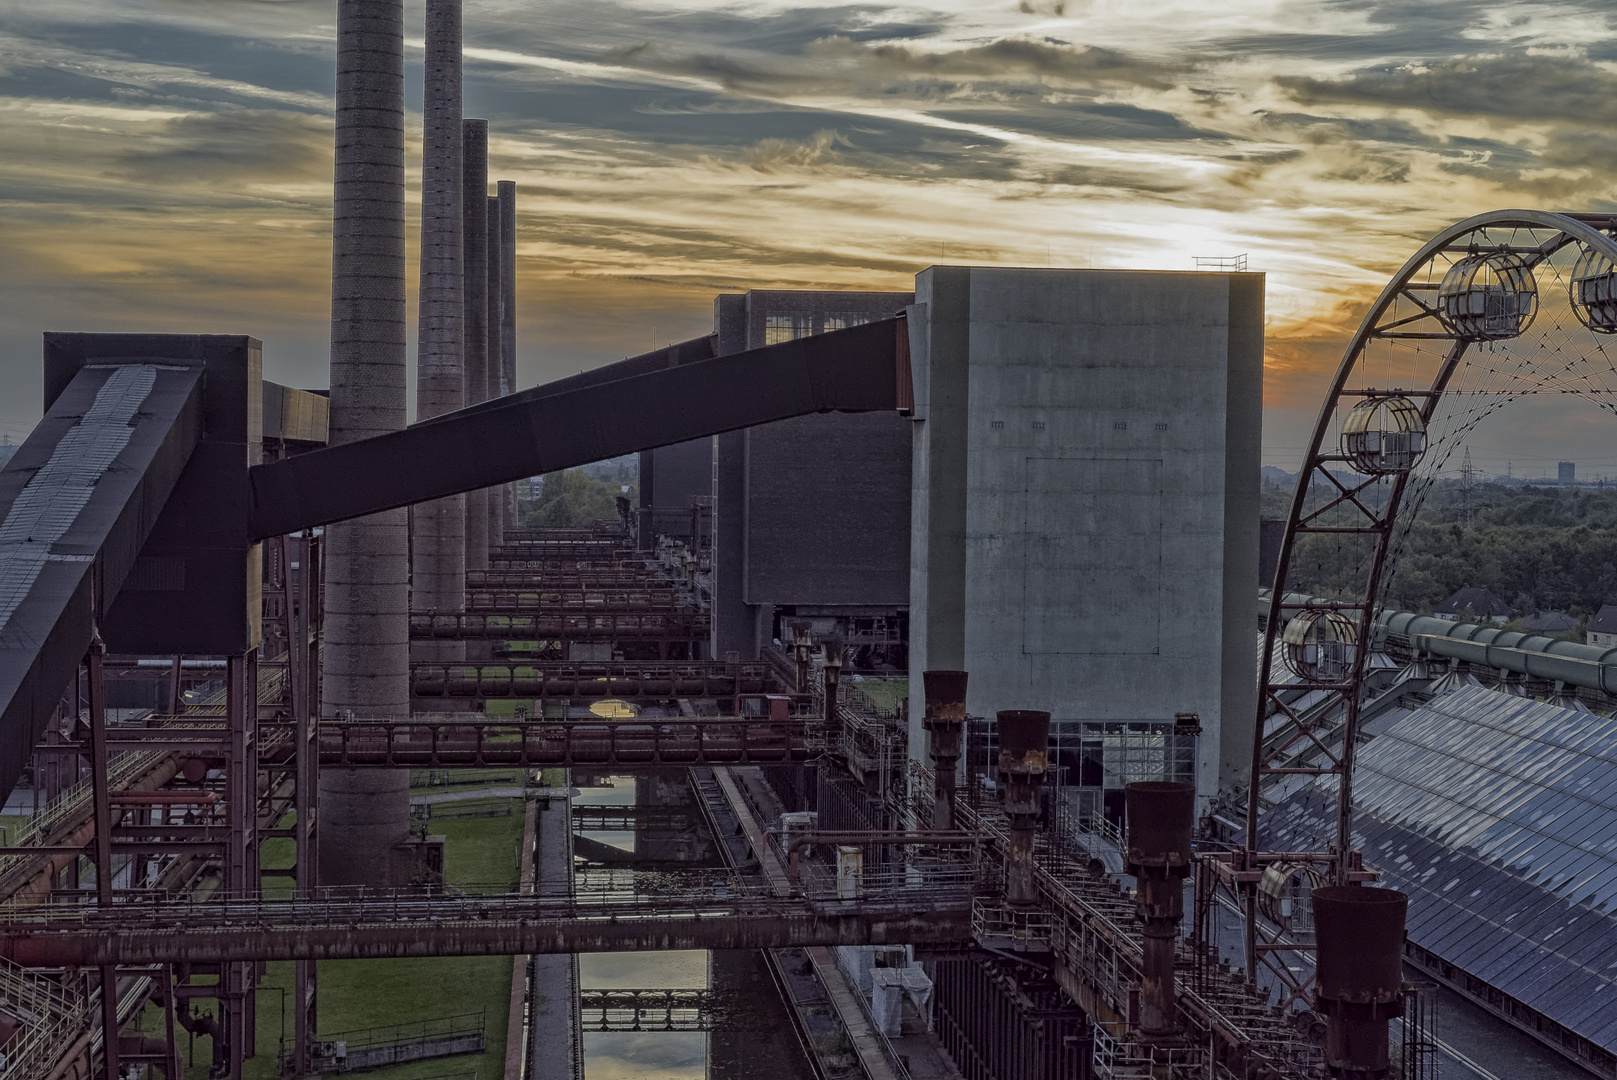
[[1313, 885, 1408, 1078], [995, 710, 1049, 905], [1125, 781, 1195, 1037], [922, 671, 968, 829]]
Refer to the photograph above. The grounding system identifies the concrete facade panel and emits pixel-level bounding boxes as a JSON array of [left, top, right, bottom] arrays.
[[909, 266, 1262, 805], [1021, 456, 1161, 656]]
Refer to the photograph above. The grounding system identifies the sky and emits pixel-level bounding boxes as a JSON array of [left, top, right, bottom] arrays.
[[4, 0, 1617, 474]]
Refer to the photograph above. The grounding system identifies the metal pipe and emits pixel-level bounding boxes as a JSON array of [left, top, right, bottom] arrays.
[[780, 830, 976, 879], [88, 637, 119, 1080], [995, 710, 1049, 906], [1313, 885, 1407, 1079], [1124, 781, 1194, 1038], [922, 670, 967, 829], [823, 646, 842, 721]]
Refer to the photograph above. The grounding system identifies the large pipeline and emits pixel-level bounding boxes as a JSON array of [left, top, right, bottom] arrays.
[[1260, 589, 1617, 694], [0, 754, 182, 905]]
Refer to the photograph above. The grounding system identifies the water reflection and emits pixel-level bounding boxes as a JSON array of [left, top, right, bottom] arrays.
[[570, 773, 812, 1080], [575, 774, 710, 1079]]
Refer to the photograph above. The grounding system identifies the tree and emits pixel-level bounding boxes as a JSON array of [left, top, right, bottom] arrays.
[[523, 469, 637, 529]]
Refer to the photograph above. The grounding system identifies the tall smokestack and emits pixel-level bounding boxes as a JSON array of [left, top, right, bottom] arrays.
[[322, 0, 411, 887], [498, 180, 518, 533], [411, 0, 465, 662], [486, 193, 506, 550], [461, 119, 489, 573]]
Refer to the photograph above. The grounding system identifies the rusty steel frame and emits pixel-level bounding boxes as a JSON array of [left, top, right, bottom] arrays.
[[408, 659, 778, 700], [314, 715, 819, 767], [409, 611, 709, 643], [0, 885, 975, 967], [1233, 210, 1617, 1008], [37, 529, 327, 1080]]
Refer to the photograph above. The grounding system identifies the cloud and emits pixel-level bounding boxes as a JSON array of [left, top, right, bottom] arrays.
[[1277, 48, 1617, 125], [600, 34, 1186, 100], [111, 108, 329, 181], [834, 37, 1182, 90]]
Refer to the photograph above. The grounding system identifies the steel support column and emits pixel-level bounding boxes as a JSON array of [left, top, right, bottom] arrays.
[[87, 637, 119, 1080]]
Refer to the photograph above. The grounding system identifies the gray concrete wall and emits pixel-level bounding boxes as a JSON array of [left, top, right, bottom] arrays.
[[907, 267, 1263, 804]]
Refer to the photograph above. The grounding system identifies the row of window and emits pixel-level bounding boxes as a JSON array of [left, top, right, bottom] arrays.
[[763, 310, 878, 345]]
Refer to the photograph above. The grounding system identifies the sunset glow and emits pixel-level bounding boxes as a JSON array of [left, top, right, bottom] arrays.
[[4, 1, 1617, 471]]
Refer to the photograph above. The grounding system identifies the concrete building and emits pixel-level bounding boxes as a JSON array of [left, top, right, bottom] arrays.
[[639, 289, 915, 666], [906, 266, 1263, 803]]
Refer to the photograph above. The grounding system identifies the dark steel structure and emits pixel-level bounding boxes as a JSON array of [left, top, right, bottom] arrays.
[[922, 670, 968, 829], [1312, 887, 1408, 1079], [407, 659, 772, 699], [1237, 209, 1617, 1010], [249, 315, 906, 539], [995, 710, 1049, 907], [1123, 781, 1194, 1038]]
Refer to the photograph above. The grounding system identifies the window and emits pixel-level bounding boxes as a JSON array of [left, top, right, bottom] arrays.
[[1114, 421, 1128, 431], [824, 311, 876, 331], [990, 420, 1004, 430], [1155, 422, 1169, 432], [1031, 420, 1046, 430], [765, 311, 813, 344]]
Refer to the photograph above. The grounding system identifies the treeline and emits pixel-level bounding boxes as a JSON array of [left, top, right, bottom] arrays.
[[1268, 479, 1617, 617], [519, 469, 638, 529]]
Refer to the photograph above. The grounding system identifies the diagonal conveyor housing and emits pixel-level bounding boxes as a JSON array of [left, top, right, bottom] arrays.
[[248, 315, 904, 538], [0, 361, 203, 799]]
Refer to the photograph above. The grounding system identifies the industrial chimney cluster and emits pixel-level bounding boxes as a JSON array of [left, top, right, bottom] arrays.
[[323, 0, 521, 886]]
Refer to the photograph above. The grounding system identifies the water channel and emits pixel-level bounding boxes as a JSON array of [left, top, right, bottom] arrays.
[[570, 771, 818, 1080]]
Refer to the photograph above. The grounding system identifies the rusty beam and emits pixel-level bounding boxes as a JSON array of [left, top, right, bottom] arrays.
[[315, 717, 817, 767], [0, 904, 970, 967]]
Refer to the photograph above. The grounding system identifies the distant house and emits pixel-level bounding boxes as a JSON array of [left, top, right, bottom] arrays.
[[1522, 611, 1577, 634], [1588, 605, 1617, 648], [1432, 586, 1512, 624]]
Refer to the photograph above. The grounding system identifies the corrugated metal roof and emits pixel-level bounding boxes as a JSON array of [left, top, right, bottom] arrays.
[[1264, 685, 1617, 1051]]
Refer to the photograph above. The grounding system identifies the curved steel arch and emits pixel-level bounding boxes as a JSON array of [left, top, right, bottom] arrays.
[[1238, 209, 1617, 1000]]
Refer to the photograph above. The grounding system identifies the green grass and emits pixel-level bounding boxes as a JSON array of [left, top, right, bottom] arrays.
[[148, 802, 527, 1078], [482, 699, 539, 718], [0, 814, 32, 844], [410, 768, 529, 791], [853, 677, 909, 714]]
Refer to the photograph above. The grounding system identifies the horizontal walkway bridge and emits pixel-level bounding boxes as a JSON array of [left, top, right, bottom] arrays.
[[0, 872, 973, 967], [37, 716, 823, 768]]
